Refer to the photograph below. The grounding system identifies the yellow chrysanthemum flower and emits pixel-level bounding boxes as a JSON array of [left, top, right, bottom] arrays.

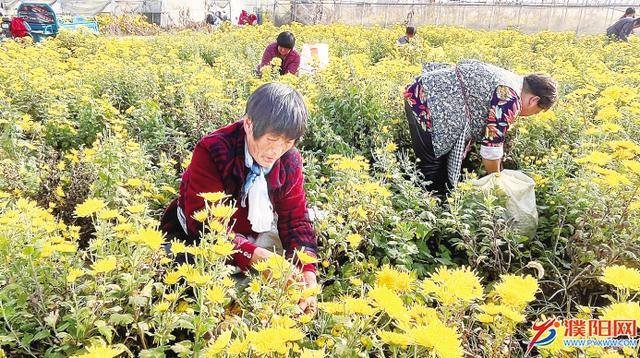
[[97, 209, 119, 220], [493, 274, 539, 308], [375, 265, 414, 292], [575, 151, 613, 166], [199, 192, 229, 203], [212, 241, 235, 257], [192, 209, 209, 222], [406, 320, 463, 358], [368, 285, 409, 322], [346, 233, 363, 248], [600, 302, 640, 325], [91, 256, 117, 275], [378, 330, 411, 348], [205, 285, 226, 304], [300, 348, 325, 358], [427, 266, 483, 306], [72, 341, 126, 358], [205, 330, 232, 356], [126, 204, 146, 214], [75, 198, 106, 217], [296, 250, 318, 264], [129, 228, 164, 251], [247, 326, 304, 355], [211, 205, 236, 219], [67, 268, 84, 283], [600, 265, 640, 292]]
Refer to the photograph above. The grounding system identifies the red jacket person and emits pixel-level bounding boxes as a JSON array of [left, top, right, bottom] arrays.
[[258, 31, 300, 76], [161, 83, 318, 314]]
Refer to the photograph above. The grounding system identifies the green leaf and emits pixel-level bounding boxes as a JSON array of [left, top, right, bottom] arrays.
[[129, 295, 147, 307], [137, 322, 149, 334], [171, 340, 192, 355], [109, 313, 134, 326], [0, 335, 16, 345], [32, 330, 50, 343], [95, 320, 114, 344], [141, 281, 153, 298], [21, 333, 34, 347], [139, 348, 166, 358]]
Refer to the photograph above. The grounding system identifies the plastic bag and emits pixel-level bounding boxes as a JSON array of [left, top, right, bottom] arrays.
[[471, 169, 538, 238]]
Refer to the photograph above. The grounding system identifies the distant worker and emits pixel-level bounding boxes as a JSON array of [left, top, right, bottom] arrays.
[[403, 60, 557, 198], [397, 26, 416, 45], [9, 16, 30, 38], [606, 16, 640, 42], [238, 10, 258, 26], [206, 12, 222, 27], [258, 31, 300, 76], [620, 7, 635, 19]]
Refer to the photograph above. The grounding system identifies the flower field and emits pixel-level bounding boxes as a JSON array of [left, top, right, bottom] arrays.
[[1, 22, 640, 357]]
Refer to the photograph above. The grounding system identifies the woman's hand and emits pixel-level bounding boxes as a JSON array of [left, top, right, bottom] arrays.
[[249, 247, 273, 265], [482, 158, 502, 174], [297, 271, 318, 316]]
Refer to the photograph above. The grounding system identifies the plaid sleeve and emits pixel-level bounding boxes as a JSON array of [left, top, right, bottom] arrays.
[[273, 150, 317, 273], [481, 85, 521, 148], [180, 139, 228, 238]]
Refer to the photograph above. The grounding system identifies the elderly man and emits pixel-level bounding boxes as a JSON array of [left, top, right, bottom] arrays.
[[403, 60, 557, 198], [161, 83, 317, 314]]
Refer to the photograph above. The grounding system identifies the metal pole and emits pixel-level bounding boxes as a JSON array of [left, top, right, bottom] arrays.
[[489, 3, 495, 30], [384, 2, 389, 27], [292, 1, 296, 23], [273, 0, 277, 24], [575, 0, 586, 34]]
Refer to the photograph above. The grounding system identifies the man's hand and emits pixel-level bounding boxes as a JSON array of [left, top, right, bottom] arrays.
[[297, 271, 318, 316]]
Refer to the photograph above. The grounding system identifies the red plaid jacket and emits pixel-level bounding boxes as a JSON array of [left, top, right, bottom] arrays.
[[176, 120, 317, 272]]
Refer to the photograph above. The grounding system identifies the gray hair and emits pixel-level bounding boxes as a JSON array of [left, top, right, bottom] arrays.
[[245, 83, 308, 140]]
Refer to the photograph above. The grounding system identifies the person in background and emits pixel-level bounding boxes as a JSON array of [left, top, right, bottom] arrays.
[[403, 60, 557, 198], [606, 17, 640, 42], [205, 12, 221, 27], [621, 7, 635, 19], [397, 26, 416, 45], [238, 10, 258, 26], [161, 83, 318, 315], [9, 16, 30, 39], [238, 10, 249, 25], [248, 12, 258, 25], [258, 31, 300, 76]]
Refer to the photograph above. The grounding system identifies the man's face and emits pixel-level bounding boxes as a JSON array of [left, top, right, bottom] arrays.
[[244, 117, 296, 167], [277, 46, 291, 56], [520, 93, 544, 117], [407, 33, 414, 39]]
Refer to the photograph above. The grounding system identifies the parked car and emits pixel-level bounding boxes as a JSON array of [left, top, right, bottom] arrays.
[[1, 2, 98, 42]]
